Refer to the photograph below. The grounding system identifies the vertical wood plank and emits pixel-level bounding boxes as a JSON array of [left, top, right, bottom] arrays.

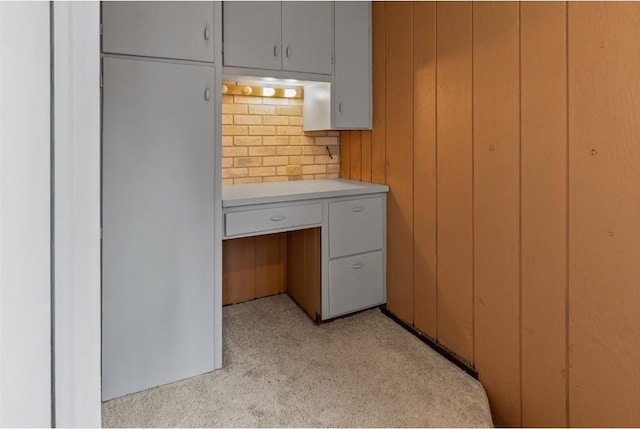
[[568, 3, 640, 426], [286, 228, 321, 320], [255, 234, 287, 298], [472, 2, 521, 426], [286, 230, 305, 311], [385, 1, 414, 324], [350, 131, 362, 180], [371, 2, 387, 185], [303, 228, 321, 320], [222, 237, 256, 305], [412, 1, 437, 339], [520, 2, 568, 427], [435, 1, 474, 363], [340, 131, 351, 179], [280, 233, 288, 291], [361, 131, 372, 182]]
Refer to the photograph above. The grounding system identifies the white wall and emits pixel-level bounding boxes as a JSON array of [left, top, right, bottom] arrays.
[[53, 2, 102, 427], [0, 2, 52, 427]]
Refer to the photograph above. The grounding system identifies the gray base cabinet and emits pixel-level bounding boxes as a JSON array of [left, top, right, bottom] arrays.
[[222, 179, 388, 320], [328, 196, 385, 317], [102, 56, 216, 400]]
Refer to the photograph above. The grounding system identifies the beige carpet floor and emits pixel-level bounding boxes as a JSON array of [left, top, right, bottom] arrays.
[[102, 294, 493, 427]]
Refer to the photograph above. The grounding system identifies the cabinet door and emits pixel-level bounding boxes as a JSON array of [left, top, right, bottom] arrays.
[[102, 57, 216, 400], [102, 1, 214, 62], [282, 2, 333, 75], [223, 1, 282, 71], [334, 1, 372, 129]]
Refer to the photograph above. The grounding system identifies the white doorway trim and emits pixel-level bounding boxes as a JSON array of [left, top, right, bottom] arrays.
[[0, 2, 52, 426], [53, 2, 102, 427]]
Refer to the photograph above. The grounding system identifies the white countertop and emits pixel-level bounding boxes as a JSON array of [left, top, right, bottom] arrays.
[[222, 179, 389, 208]]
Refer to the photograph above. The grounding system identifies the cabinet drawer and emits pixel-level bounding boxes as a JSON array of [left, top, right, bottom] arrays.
[[225, 203, 322, 237], [329, 196, 383, 258], [329, 251, 384, 318]]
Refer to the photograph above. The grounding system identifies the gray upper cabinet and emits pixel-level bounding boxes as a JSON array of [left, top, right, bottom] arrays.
[[334, 1, 372, 129], [281, 2, 333, 75], [223, 1, 333, 76], [303, 1, 372, 131], [222, 1, 282, 71], [102, 2, 214, 62]]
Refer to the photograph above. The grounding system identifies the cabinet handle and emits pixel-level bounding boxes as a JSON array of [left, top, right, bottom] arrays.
[[351, 262, 364, 269], [270, 215, 286, 222], [351, 206, 364, 213], [286, 46, 291, 58], [338, 102, 343, 113], [274, 45, 279, 57], [204, 88, 211, 102], [203, 25, 211, 42]]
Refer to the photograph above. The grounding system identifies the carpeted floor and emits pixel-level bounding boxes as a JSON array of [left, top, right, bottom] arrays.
[[102, 294, 493, 427]]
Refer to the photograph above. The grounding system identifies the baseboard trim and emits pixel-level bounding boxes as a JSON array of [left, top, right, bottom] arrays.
[[379, 305, 478, 379]]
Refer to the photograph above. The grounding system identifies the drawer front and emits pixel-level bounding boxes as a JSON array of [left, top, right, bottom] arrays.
[[329, 196, 383, 258], [329, 251, 385, 318], [225, 203, 322, 237]]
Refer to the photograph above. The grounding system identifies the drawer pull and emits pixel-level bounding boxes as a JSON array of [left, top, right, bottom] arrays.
[[351, 262, 364, 269], [351, 206, 364, 213], [270, 215, 286, 222]]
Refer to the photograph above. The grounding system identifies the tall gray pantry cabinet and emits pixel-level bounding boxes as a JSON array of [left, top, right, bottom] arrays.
[[101, 2, 219, 400]]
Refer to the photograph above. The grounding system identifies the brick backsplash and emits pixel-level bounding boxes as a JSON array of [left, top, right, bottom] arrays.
[[221, 85, 340, 185]]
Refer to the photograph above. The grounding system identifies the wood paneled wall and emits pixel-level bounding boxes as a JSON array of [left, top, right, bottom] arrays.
[[567, 3, 640, 426], [342, 2, 640, 426], [222, 234, 287, 305]]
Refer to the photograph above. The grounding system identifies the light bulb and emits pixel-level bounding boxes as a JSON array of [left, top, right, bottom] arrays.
[[262, 87, 276, 97], [284, 88, 297, 98]]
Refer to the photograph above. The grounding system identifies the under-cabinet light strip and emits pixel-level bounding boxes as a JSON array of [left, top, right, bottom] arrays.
[[222, 82, 303, 99]]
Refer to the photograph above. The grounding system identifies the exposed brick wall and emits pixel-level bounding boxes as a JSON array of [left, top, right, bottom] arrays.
[[221, 88, 340, 185]]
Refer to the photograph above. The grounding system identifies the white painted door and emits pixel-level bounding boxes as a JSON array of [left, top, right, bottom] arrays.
[[334, 1, 372, 129], [102, 56, 216, 400], [281, 2, 333, 75], [102, 1, 215, 62], [223, 1, 282, 71]]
